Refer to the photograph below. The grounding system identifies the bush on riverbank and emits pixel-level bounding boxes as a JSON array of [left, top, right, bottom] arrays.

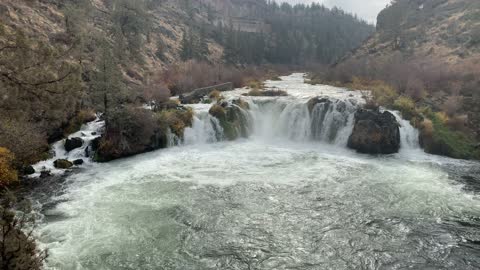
[[96, 107, 157, 161], [0, 148, 18, 187], [420, 111, 479, 159], [247, 80, 264, 90], [156, 108, 194, 137], [96, 105, 194, 162], [63, 109, 97, 136], [0, 192, 47, 269], [209, 90, 224, 101], [393, 96, 416, 120]]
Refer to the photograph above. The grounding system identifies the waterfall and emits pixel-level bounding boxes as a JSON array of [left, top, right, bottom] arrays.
[[241, 97, 357, 145], [391, 111, 420, 150], [247, 100, 310, 141], [310, 99, 357, 145], [183, 112, 224, 145]]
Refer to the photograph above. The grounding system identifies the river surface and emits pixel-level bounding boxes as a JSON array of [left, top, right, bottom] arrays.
[[34, 74, 480, 269]]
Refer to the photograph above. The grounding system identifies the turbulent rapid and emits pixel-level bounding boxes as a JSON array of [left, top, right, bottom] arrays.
[[33, 74, 480, 270]]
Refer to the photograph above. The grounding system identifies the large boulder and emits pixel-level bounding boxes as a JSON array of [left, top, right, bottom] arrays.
[[65, 137, 84, 152], [348, 110, 400, 154], [54, 159, 73, 169]]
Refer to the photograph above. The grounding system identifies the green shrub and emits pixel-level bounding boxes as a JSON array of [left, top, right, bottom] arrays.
[[156, 108, 194, 137], [247, 80, 264, 90], [393, 96, 416, 120], [208, 90, 223, 101], [421, 112, 477, 159]]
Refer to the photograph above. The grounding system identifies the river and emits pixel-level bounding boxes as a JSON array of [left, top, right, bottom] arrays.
[[34, 74, 480, 269]]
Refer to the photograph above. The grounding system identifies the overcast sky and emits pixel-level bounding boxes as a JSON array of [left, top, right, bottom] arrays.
[[280, 0, 391, 24]]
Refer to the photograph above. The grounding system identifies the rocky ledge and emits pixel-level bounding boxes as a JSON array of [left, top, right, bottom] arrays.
[[348, 110, 400, 154]]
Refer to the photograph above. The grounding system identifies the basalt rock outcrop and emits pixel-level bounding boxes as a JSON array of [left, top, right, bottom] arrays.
[[65, 137, 84, 152], [209, 100, 251, 141], [94, 106, 193, 162], [348, 110, 400, 154]]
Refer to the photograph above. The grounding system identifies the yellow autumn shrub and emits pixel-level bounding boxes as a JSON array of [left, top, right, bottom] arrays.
[[0, 147, 18, 186], [435, 112, 450, 125], [209, 90, 223, 101]]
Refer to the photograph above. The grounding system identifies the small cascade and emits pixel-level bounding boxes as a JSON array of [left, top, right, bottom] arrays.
[[391, 111, 420, 150], [31, 117, 105, 177], [183, 112, 224, 145], [310, 99, 357, 145], [166, 129, 181, 147]]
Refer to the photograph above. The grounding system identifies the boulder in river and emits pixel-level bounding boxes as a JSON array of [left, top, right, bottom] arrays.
[[54, 159, 73, 169], [65, 137, 84, 152], [40, 170, 52, 178], [348, 109, 400, 154], [73, 159, 84, 166], [23, 165, 35, 175]]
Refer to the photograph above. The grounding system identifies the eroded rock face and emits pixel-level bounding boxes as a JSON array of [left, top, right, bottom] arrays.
[[65, 137, 84, 152], [348, 110, 400, 154]]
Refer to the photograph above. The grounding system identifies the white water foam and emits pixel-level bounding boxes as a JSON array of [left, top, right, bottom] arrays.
[[30, 117, 105, 177]]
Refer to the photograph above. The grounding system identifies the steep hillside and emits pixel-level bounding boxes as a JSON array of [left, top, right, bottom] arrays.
[[346, 0, 480, 64]]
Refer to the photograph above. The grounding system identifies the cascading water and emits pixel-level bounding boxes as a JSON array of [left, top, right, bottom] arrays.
[[31, 74, 480, 270], [243, 98, 357, 146], [30, 117, 105, 177], [391, 110, 421, 151], [184, 114, 223, 145]]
